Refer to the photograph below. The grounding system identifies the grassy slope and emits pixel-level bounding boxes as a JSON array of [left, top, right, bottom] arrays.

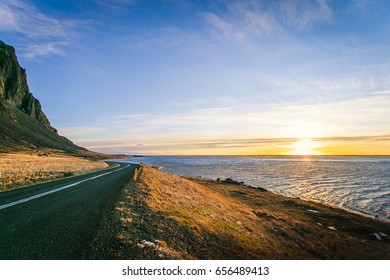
[[0, 107, 126, 160], [89, 165, 390, 260], [0, 105, 126, 191], [0, 106, 80, 153], [0, 153, 110, 190]]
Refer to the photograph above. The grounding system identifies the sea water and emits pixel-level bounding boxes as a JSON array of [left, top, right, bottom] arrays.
[[122, 156, 390, 222]]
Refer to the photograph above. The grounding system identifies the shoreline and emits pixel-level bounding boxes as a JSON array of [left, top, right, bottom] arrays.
[[228, 180, 390, 224], [89, 164, 390, 260], [143, 163, 390, 227], [170, 171, 390, 224], [125, 155, 390, 223], [200, 177, 390, 224]]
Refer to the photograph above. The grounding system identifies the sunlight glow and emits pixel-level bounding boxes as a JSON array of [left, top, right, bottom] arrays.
[[287, 139, 322, 155], [283, 123, 326, 139]]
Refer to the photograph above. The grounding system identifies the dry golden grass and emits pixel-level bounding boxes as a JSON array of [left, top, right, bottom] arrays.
[[135, 165, 390, 259], [143, 168, 254, 235], [139, 165, 289, 258], [0, 152, 108, 190], [88, 164, 390, 259]]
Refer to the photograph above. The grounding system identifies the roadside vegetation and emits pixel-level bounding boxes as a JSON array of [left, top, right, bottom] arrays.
[[0, 152, 108, 191], [90, 165, 390, 260]]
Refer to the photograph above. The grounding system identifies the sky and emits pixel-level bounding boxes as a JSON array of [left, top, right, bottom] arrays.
[[1, 0, 390, 155]]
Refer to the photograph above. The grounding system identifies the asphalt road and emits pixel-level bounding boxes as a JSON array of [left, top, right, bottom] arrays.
[[0, 163, 137, 259]]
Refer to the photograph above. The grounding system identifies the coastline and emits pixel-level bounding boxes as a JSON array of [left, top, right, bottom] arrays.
[[124, 155, 390, 222], [89, 164, 390, 260]]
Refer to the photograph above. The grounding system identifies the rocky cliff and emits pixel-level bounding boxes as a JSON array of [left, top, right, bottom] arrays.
[[0, 40, 85, 153], [0, 40, 56, 132]]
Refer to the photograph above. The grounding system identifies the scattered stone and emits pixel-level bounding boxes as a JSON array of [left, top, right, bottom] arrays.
[[137, 240, 157, 249], [222, 178, 244, 185]]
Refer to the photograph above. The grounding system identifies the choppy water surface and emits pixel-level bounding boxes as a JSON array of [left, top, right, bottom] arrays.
[[123, 156, 390, 221]]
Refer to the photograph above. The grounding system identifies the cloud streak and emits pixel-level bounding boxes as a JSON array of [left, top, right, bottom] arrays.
[[92, 0, 137, 13], [73, 134, 390, 155], [60, 93, 390, 154], [0, 0, 80, 58], [203, 0, 333, 45], [280, 0, 332, 29]]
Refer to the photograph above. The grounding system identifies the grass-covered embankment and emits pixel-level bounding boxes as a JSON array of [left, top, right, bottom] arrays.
[[0, 152, 109, 191], [89, 164, 390, 260]]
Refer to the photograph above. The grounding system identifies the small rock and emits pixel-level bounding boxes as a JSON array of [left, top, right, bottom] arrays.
[[222, 178, 243, 185]]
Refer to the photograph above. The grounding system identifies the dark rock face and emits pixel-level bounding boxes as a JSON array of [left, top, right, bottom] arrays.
[[0, 40, 85, 153], [0, 40, 55, 132]]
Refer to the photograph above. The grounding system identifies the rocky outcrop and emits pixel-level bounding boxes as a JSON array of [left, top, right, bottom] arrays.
[[0, 40, 55, 132], [0, 40, 85, 153], [0, 41, 126, 158]]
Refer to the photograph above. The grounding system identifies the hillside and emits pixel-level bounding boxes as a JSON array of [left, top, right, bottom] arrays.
[[0, 40, 105, 157], [89, 165, 390, 260]]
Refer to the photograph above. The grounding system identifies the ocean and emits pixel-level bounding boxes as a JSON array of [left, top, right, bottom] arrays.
[[120, 156, 390, 222]]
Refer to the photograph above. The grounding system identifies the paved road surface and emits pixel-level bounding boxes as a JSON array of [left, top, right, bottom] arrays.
[[0, 163, 137, 259]]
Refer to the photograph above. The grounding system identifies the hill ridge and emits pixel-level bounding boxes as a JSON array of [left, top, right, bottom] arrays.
[[0, 40, 84, 154]]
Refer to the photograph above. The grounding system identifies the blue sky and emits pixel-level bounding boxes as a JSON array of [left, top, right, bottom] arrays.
[[1, 0, 390, 155]]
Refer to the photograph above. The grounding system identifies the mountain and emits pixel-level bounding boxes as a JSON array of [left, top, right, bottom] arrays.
[[0, 40, 88, 155]]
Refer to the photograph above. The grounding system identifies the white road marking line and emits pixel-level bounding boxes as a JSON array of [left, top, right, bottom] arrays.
[[0, 164, 130, 211]]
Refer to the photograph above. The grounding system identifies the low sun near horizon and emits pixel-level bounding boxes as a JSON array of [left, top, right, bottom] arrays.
[[1, 1, 390, 156], [286, 139, 323, 156]]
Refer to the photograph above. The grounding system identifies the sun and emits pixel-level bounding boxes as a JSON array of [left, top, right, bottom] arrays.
[[287, 139, 322, 155]]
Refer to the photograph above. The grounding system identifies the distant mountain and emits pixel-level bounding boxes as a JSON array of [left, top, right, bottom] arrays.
[[0, 40, 86, 154]]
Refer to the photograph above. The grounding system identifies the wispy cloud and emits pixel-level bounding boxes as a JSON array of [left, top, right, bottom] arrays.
[[92, 0, 137, 13], [0, 0, 80, 58], [60, 92, 390, 154], [72, 133, 390, 155], [372, 89, 390, 95], [19, 42, 68, 58], [347, 0, 379, 18], [203, 1, 276, 45], [263, 66, 390, 103], [0, 2, 17, 30], [203, 0, 333, 45], [318, 135, 390, 143], [280, 0, 332, 29]]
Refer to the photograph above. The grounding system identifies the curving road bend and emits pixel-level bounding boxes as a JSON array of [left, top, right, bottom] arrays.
[[0, 163, 137, 259]]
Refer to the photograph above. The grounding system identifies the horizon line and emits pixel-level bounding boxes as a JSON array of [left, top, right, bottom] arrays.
[[111, 154, 390, 157]]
